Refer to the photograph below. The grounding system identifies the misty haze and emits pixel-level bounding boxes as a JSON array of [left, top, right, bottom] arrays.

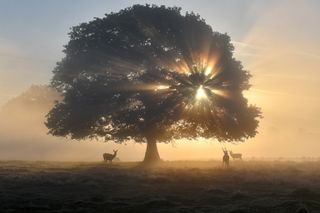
[[1, 1, 320, 212]]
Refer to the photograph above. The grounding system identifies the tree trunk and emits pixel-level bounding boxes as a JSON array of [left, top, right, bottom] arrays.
[[143, 137, 161, 164]]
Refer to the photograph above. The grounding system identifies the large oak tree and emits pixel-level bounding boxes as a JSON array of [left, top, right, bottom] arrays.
[[46, 5, 261, 164]]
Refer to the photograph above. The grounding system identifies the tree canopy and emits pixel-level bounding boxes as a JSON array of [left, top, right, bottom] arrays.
[[46, 5, 261, 162]]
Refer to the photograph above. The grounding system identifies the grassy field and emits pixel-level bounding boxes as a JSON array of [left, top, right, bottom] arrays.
[[0, 160, 320, 213]]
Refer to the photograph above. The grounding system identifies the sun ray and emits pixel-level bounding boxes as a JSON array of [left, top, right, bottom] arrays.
[[155, 85, 170, 91], [211, 89, 232, 99]]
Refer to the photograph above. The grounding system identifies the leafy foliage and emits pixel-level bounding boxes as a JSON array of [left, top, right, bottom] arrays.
[[46, 5, 261, 144]]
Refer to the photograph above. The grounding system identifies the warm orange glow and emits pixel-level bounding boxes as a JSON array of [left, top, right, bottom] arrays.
[[166, 59, 190, 74]]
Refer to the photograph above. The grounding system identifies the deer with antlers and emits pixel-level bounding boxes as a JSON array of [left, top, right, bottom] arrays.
[[222, 147, 230, 168], [103, 149, 118, 163], [229, 150, 242, 160]]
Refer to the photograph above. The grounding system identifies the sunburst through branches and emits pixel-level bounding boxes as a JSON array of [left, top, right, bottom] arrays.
[[142, 60, 228, 112]]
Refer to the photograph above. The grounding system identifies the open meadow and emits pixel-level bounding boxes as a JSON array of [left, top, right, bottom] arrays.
[[0, 160, 320, 213]]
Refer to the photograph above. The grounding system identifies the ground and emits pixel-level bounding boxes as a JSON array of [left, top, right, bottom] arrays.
[[0, 160, 320, 213]]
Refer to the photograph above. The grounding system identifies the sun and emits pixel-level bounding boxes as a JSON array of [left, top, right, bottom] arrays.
[[196, 85, 207, 100]]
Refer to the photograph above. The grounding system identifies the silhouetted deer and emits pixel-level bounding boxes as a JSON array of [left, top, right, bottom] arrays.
[[222, 148, 229, 168], [229, 150, 242, 160], [103, 150, 118, 163]]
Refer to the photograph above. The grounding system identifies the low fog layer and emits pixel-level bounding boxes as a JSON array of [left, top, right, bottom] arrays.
[[0, 85, 146, 161], [0, 84, 319, 162]]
